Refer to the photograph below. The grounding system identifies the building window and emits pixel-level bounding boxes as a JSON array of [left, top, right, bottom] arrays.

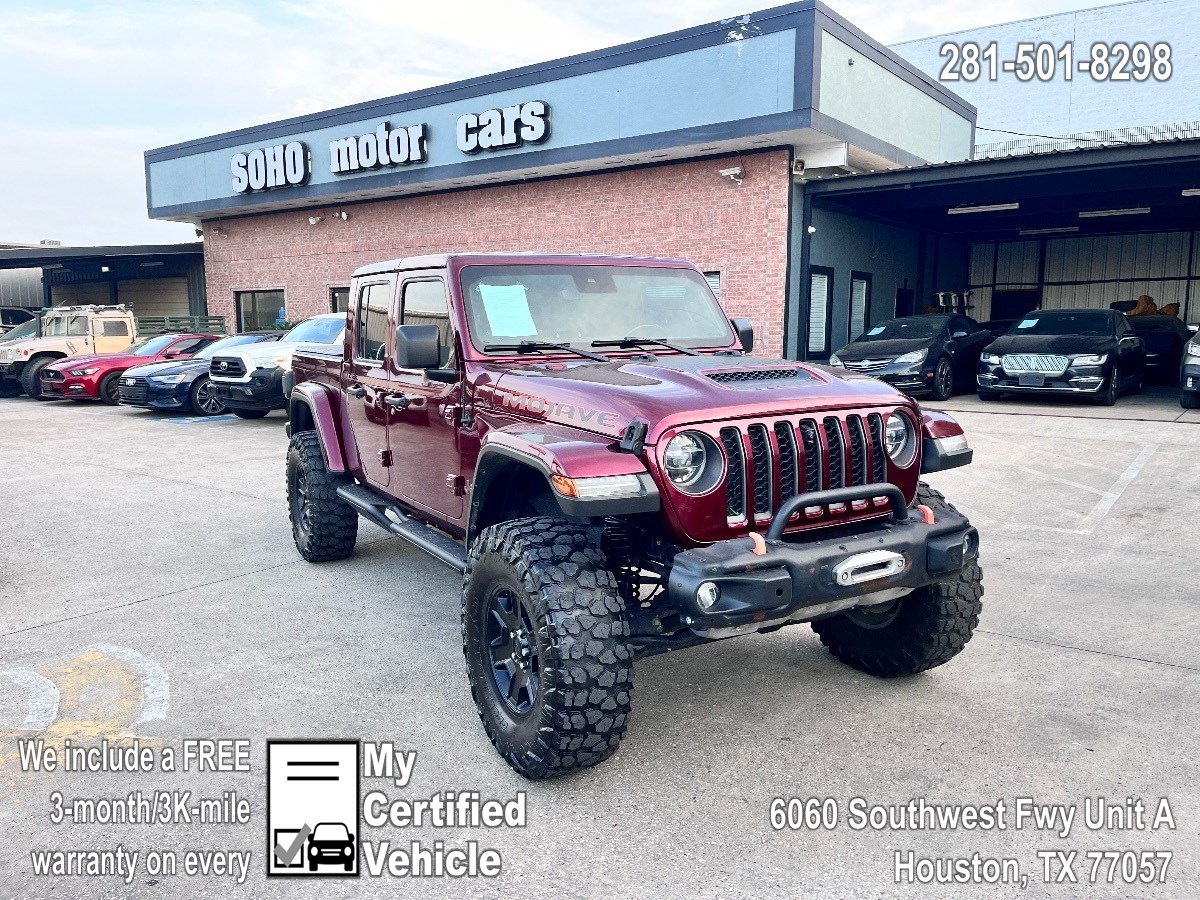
[[330, 287, 350, 313], [849, 272, 871, 342], [807, 267, 833, 358], [704, 271, 722, 301], [236, 290, 285, 331]]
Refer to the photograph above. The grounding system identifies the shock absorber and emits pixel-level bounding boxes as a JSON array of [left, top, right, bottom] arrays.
[[601, 517, 637, 603]]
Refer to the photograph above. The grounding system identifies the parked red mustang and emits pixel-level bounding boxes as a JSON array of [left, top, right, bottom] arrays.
[[40, 333, 220, 404]]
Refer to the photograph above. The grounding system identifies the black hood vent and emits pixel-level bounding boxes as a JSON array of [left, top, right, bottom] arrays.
[[706, 368, 815, 387]]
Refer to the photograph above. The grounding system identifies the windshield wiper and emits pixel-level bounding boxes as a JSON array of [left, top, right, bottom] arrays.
[[591, 337, 700, 356], [483, 341, 611, 362]]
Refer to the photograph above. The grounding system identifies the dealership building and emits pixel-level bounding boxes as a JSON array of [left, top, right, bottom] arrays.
[[144, 0, 1200, 360]]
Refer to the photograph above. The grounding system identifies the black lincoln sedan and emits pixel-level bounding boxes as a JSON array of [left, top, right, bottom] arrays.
[[828, 314, 994, 400], [977, 308, 1145, 406], [118, 331, 284, 415]]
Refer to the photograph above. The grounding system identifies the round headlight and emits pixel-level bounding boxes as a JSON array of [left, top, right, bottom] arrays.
[[884, 412, 917, 468], [664, 433, 706, 487]]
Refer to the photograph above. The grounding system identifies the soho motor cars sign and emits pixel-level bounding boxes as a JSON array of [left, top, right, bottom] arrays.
[[230, 101, 551, 193]]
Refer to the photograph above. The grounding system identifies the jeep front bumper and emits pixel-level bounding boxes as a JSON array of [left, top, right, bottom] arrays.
[[667, 486, 977, 635]]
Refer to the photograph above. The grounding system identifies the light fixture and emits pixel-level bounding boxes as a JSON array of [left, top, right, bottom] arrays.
[[139, 261, 164, 267], [101, 265, 109, 273], [1078, 207, 1150, 219], [807, 225, 817, 234], [1019, 226, 1080, 236], [210, 225, 225, 236], [1182, 188, 1200, 197], [947, 202, 1020, 215], [333, 211, 349, 221], [308, 216, 324, 225]]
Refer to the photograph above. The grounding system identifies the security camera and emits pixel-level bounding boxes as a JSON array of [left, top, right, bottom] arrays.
[[718, 166, 745, 185], [195, 227, 203, 238], [308, 216, 323, 225]]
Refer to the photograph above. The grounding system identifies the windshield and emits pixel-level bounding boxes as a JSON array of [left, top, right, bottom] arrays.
[[197, 333, 270, 359], [460, 265, 734, 352], [1008, 311, 1112, 337], [855, 317, 947, 342], [312, 823, 349, 841], [284, 317, 344, 344], [1, 319, 38, 342], [42, 314, 90, 337], [126, 335, 177, 356]]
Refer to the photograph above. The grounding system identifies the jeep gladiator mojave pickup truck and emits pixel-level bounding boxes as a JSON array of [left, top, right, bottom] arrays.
[[0, 305, 226, 399], [286, 253, 982, 779]]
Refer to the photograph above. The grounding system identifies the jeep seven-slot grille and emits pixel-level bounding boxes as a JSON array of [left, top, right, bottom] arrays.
[[721, 414, 889, 526], [719, 428, 746, 520]]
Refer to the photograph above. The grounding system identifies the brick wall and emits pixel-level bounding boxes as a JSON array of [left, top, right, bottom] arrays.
[[203, 149, 793, 355]]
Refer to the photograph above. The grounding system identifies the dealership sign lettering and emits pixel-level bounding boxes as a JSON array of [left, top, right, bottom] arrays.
[[230, 101, 552, 193]]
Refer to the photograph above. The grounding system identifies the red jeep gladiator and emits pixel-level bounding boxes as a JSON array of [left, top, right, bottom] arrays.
[[286, 253, 982, 779]]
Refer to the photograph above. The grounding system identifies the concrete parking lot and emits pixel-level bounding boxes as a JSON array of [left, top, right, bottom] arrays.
[[1, 391, 1198, 898]]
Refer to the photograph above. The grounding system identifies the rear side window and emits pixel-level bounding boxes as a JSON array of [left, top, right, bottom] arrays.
[[355, 282, 391, 362], [100, 320, 130, 337]]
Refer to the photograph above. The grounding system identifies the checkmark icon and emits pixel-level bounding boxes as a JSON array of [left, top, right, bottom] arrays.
[[274, 824, 312, 866]]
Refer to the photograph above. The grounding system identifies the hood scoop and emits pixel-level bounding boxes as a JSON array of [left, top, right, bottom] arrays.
[[704, 367, 820, 388]]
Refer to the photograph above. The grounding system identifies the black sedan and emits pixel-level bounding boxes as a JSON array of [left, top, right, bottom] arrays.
[[1181, 329, 1200, 409], [828, 314, 994, 401], [977, 309, 1145, 406], [118, 331, 284, 415], [1128, 315, 1194, 384]]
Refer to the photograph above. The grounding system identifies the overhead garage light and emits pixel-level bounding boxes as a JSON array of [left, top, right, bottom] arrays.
[[1019, 226, 1080, 236], [1182, 188, 1200, 197], [1078, 207, 1150, 219], [947, 202, 1020, 215], [139, 261, 165, 267]]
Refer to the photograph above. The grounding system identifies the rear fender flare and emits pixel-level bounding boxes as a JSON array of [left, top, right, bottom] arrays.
[[287, 382, 359, 473]]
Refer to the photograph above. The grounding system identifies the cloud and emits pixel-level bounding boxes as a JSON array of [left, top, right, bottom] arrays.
[[0, 0, 1129, 244]]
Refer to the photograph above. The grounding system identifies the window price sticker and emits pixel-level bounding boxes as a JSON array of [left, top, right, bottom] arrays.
[[939, 41, 1172, 83]]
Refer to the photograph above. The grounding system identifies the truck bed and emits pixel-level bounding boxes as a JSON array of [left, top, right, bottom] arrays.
[[291, 343, 343, 387]]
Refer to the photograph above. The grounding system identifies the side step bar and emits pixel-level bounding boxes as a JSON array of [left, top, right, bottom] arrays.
[[336, 484, 468, 573]]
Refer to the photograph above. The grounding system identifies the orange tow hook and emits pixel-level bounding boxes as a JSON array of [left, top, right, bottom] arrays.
[[748, 532, 767, 556], [917, 504, 936, 525]]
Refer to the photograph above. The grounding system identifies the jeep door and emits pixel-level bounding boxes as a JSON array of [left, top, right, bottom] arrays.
[[388, 275, 464, 520], [345, 278, 396, 488]]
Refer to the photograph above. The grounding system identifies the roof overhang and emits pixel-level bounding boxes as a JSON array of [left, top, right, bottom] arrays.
[[804, 139, 1200, 240], [144, 2, 974, 224], [0, 243, 203, 271]]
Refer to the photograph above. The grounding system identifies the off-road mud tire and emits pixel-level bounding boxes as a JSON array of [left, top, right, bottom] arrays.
[[462, 517, 633, 779], [811, 483, 983, 677], [286, 430, 358, 562]]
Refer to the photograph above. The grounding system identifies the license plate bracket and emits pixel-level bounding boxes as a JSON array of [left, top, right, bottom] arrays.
[[1018, 373, 1045, 387]]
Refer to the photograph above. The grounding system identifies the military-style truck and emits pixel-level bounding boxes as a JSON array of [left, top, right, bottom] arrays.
[[286, 253, 983, 779], [0, 305, 225, 399]]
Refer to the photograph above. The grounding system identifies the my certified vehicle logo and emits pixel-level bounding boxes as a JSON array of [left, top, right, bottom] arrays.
[[124, 378, 135, 385]]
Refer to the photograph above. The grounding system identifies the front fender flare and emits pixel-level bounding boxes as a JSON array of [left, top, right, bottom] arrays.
[[287, 382, 359, 473], [919, 410, 973, 473], [468, 429, 660, 542]]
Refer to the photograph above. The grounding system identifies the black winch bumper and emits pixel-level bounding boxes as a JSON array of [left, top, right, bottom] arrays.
[[667, 485, 978, 628]]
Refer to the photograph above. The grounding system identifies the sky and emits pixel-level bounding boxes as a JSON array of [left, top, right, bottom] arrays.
[[0, 0, 1135, 247]]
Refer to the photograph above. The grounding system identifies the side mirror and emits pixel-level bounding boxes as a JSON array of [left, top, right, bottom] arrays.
[[395, 324, 441, 370], [730, 317, 754, 354]]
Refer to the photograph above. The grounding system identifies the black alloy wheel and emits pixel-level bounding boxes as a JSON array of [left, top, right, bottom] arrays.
[[100, 372, 122, 405], [484, 586, 540, 716], [190, 377, 226, 416], [930, 357, 954, 401], [292, 469, 314, 539], [1098, 364, 1120, 406]]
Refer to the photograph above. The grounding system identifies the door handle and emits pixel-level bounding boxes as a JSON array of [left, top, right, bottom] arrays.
[[384, 395, 410, 410], [347, 385, 366, 398]]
